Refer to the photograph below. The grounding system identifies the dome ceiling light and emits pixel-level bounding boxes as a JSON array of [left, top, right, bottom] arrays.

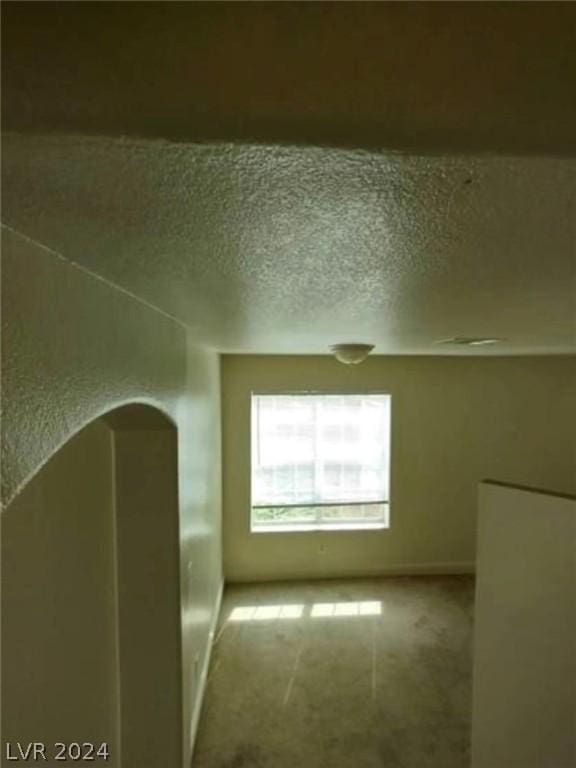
[[330, 343, 375, 365]]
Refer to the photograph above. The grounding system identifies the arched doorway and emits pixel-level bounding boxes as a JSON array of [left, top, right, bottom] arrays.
[[2, 404, 182, 768]]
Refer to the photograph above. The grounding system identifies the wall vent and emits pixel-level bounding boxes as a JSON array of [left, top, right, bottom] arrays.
[[436, 337, 503, 346]]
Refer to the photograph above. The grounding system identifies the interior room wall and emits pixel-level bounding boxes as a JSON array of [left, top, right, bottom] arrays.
[[112, 423, 182, 768], [221, 354, 576, 582], [1, 226, 223, 765], [472, 482, 576, 768], [2, 419, 119, 765]]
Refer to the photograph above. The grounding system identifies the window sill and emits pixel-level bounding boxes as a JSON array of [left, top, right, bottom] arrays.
[[251, 522, 389, 534]]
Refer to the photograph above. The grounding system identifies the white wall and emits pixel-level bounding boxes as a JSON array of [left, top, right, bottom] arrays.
[[2, 419, 120, 765], [472, 482, 576, 768], [112, 423, 182, 768], [221, 354, 576, 582], [1, 227, 222, 764]]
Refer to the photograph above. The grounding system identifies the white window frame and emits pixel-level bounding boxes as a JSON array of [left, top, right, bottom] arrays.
[[250, 391, 391, 533]]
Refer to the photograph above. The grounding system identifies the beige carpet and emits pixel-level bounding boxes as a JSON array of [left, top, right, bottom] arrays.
[[193, 576, 474, 768]]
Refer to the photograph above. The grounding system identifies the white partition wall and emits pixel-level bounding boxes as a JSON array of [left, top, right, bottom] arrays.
[[472, 481, 576, 768]]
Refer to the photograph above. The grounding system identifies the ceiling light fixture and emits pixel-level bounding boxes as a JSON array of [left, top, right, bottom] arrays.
[[330, 343, 375, 365]]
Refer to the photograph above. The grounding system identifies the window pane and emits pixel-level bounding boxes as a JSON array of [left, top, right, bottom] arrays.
[[319, 503, 388, 523], [251, 394, 391, 521], [251, 503, 388, 527], [252, 506, 318, 525]]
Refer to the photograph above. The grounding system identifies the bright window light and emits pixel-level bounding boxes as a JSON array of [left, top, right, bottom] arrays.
[[228, 602, 382, 622], [334, 602, 359, 616], [253, 606, 281, 621], [229, 605, 304, 622], [310, 603, 335, 618], [310, 601, 382, 618], [359, 601, 382, 615], [251, 393, 391, 532], [229, 606, 256, 622]]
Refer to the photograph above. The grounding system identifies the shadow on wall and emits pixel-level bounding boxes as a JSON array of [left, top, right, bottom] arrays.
[[1, 404, 182, 768]]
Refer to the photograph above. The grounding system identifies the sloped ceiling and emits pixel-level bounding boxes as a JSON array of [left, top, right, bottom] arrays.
[[2, 3, 575, 354], [3, 134, 575, 354]]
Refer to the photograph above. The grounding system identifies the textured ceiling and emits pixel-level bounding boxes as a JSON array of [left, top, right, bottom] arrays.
[[3, 2, 576, 155], [3, 134, 575, 354]]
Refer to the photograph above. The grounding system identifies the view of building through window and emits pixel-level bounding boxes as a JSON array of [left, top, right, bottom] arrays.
[[251, 393, 391, 531]]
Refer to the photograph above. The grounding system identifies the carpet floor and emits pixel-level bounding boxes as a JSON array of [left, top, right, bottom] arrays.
[[193, 576, 474, 768]]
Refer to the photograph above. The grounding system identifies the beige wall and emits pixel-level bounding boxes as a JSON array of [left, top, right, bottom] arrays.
[[222, 354, 576, 582], [1, 227, 222, 765], [472, 482, 576, 768], [112, 424, 182, 768], [2, 419, 119, 765]]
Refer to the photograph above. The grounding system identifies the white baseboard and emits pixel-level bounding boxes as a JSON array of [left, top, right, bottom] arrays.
[[227, 561, 476, 583], [188, 579, 224, 764]]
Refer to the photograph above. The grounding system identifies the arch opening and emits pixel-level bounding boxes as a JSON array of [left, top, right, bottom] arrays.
[[1, 404, 182, 768]]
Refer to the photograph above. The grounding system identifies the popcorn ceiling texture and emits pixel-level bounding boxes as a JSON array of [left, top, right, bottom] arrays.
[[1, 227, 186, 507], [3, 6, 574, 761], [3, 134, 575, 355]]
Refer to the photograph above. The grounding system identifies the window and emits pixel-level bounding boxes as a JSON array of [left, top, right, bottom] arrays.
[[251, 393, 391, 532]]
